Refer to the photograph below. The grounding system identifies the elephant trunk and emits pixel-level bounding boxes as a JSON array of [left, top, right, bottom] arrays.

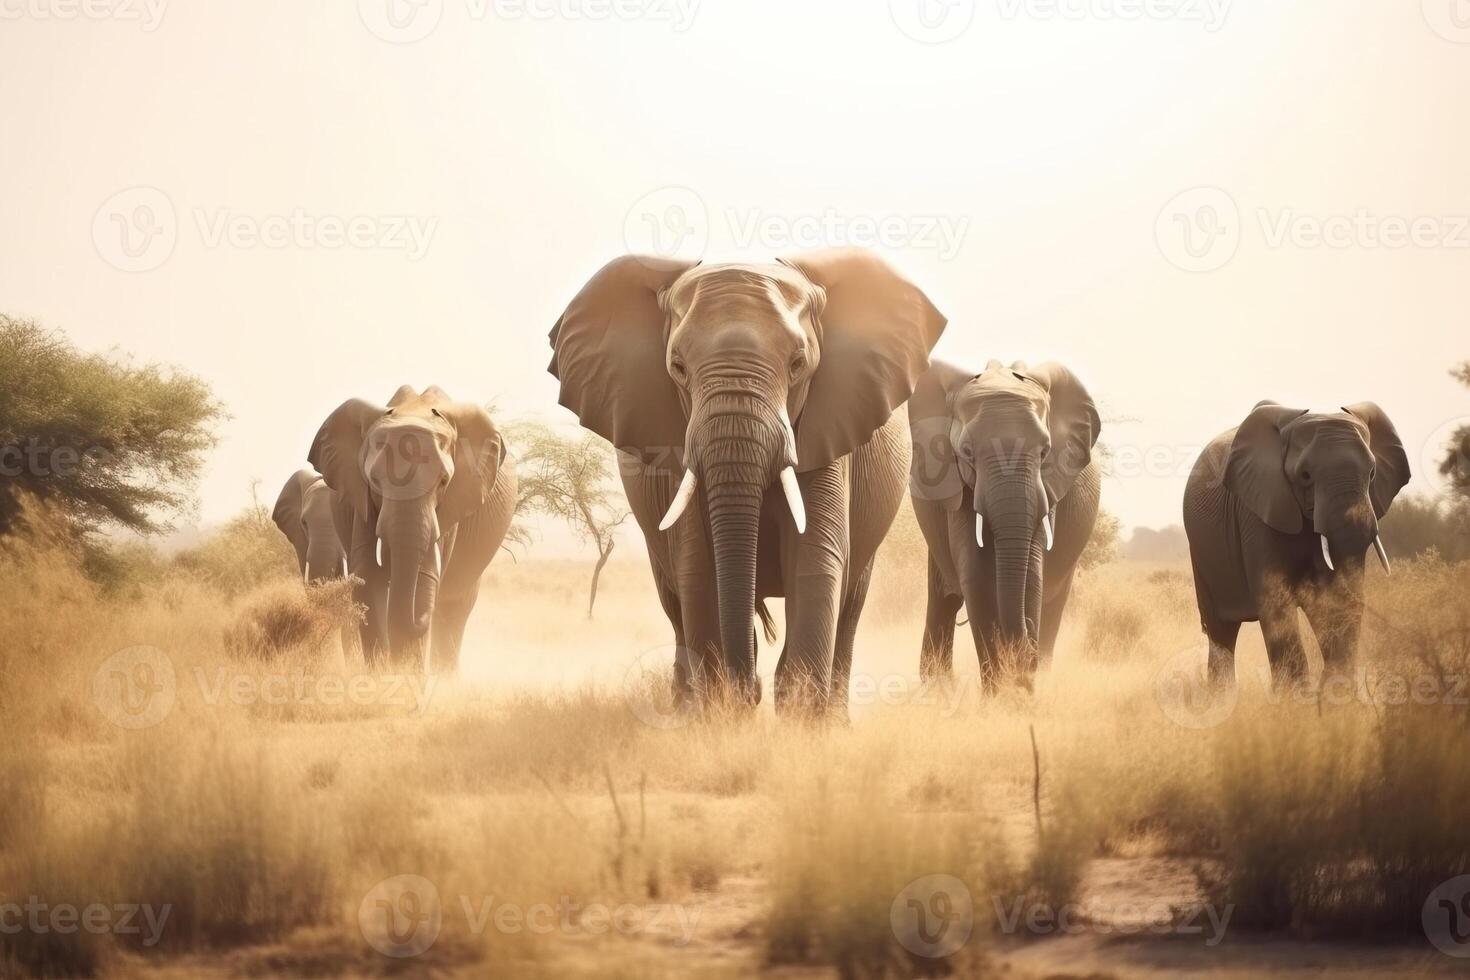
[[303, 508, 345, 582], [381, 498, 440, 665], [694, 391, 785, 704], [984, 453, 1046, 651]]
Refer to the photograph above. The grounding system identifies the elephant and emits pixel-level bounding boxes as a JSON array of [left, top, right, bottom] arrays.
[[271, 469, 351, 584], [908, 359, 1101, 685], [1183, 401, 1410, 689], [547, 249, 946, 715], [308, 386, 518, 671]]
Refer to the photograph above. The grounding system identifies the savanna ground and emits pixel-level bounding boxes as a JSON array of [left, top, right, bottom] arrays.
[[3, 502, 1470, 979]]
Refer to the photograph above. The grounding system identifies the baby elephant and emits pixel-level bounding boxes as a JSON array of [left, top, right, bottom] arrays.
[[909, 359, 1101, 685], [1183, 402, 1410, 689], [271, 469, 350, 583]]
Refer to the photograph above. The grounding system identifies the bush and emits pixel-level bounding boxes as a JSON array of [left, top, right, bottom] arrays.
[[173, 497, 297, 599], [1378, 493, 1470, 563], [224, 579, 359, 661]]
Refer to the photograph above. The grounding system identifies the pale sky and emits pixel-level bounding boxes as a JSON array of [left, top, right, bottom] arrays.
[[3, 1, 1467, 550]]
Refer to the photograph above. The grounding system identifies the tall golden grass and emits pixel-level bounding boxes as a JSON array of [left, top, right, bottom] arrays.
[[1, 501, 1468, 976]]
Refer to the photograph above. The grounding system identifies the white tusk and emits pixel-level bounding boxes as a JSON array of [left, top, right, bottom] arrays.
[[1320, 534, 1335, 572], [975, 513, 985, 548], [659, 468, 698, 531], [303, 564, 310, 585], [1373, 535, 1391, 575], [433, 540, 443, 577], [1042, 512, 1055, 552], [339, 557, 348, 578], [780, 467, 806, 534], [778, 407, 799, 467], [376, 538, 384, 567]]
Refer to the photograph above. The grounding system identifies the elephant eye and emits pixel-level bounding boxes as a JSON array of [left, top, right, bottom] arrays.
[[431, 408, 444, 419], [789, 352, 807, 378], [669, 357, 688, 383], [1300, 470, 1312, 484]]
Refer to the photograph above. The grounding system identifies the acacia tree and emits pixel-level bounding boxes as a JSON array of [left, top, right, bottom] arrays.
[[1442, 362, 1470, 501], [507, 420, 632, 618], [0, 317, 223, 537]]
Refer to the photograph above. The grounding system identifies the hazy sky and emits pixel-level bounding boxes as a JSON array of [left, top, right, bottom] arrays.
[[3, 1, 1468, 548]]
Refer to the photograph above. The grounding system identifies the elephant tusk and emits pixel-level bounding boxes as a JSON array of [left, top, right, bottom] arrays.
[[659, 468, 698, 531], [339, 557, 348, 578], [778, 407, 799, 468], [1320, 534, 1335, 572], [433, 540, 443, 578], [376, 538, 384, 567], [1042, 512, 1055, 552], [975, 513, 984, 548], [1373, 535, 1391, 575], [303, 564, 310, 585], [780, 467, 807, 534]]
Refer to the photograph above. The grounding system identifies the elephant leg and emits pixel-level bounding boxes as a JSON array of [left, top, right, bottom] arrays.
[[1204, 616, 1241, 691], [1038, 568, 1076, 667], [828, 558, 874, 720], [430, 588, 477, 673], [920, 555, 963, 681], [1259, 603, 1309, 689], [672, 515, 723, 700], [651, 571, 694, 701], [349, 520, 388, 666], [1300, 585, 1362, 688], [776, 460, 851, 716]]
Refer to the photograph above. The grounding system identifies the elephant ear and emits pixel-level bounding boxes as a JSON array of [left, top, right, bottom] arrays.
[[778, 249, 947, 472], [907, 358, 976, 512], [308, 399, 383, 520], [1224, 401, 1309, 534], [270, 469, 315, 573], [437, 401, 505, 526], [1344, 402, 1411, 518], [1030, 362, 1101, 506], [548, 256, 698, 469]]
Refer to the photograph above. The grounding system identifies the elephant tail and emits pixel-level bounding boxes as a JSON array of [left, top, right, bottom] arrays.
[[756, 601, 778, 645]]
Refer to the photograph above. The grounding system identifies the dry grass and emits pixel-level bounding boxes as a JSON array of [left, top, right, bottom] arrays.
[[2, 505, 1469, 976]]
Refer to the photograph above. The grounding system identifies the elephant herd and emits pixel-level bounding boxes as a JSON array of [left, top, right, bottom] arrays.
[[271, 247, 1410, 717]]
